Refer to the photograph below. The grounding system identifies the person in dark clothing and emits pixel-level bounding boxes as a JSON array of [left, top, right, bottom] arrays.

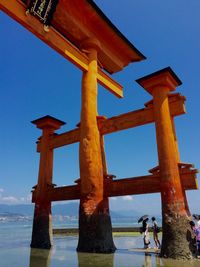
[[151, 217, 161, 249], [190, 220, 200, 258], [142, 218, 150, 249]]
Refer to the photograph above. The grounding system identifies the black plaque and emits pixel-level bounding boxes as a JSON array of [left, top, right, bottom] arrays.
[[28, 0, 59, 25]]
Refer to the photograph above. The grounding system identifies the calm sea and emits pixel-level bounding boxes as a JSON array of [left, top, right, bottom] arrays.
[[0, 220, 199, 267]]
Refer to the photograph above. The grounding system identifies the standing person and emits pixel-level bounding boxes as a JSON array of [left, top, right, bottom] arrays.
[[197, 215, 200, 227], [190, 221, 200, 258], [151, 217, 161, 249], [142, 218, 150, 249]]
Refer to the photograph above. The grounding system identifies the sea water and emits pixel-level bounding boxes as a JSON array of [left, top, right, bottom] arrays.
[[0, 221, 199, 267]]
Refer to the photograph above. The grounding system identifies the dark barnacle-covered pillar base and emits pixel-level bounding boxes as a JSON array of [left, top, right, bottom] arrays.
[[161, 211, 193, 259], [77, 38, 115, 253], [77, 199, 116, 253], [30, 201, 52, 249]]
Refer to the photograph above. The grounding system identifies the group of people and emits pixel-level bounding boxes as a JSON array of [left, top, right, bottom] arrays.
[[190, 214, 200, 258], [139, 213, 200, 257], [140, 216, 161, 250]]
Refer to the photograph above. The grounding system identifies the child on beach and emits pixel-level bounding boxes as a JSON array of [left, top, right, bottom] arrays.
[[151, 217, 161, 249], [190, 221, 200, 258]]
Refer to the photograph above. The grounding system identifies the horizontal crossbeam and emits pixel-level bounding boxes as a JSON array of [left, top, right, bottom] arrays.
[[32, 167, 198, 202], [107, 168, 198, 197], [0, 0, 123, 97], [37, 93, 185, 151]]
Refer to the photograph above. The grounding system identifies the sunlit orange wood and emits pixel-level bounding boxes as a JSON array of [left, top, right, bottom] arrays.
[[51, 0, 146, 74], [32, 169, 198, 202], [36, 94, 185, 151], [136, 68, 187, 214]]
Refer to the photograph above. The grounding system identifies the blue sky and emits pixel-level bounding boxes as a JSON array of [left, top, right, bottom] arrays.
[[0, 0, 199, 214]]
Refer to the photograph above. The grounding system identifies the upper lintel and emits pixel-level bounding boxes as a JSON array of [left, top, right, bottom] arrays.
[[51, 0, 146, 74], [0, 0, 124, 98]]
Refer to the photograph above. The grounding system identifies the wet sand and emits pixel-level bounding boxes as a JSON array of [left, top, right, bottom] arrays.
[[53, 227, 159, 235], [1, 224, 200, 267]]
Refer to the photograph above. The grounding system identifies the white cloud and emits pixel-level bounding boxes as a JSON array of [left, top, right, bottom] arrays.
[[110, 196, 133, 202], [122, 195, 134, 201], [110, 197, 117, 201], [2, 196, 19, 204], [0, 188, 32, 204]]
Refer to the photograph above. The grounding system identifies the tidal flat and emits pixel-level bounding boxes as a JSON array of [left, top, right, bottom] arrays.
[[0, 222, 200, 267]]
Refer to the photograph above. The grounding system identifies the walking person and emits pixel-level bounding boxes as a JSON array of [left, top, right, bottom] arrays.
[[151, 217, 161, 249]]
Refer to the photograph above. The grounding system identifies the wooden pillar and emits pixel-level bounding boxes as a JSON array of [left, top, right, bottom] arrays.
[[98, 116, 114, 233], [171, 117, 190, 216], [31, 116, 65, 249], [136, 67, 193, 259], [97, 116, 108, 176], [77, 39, 115, 253]]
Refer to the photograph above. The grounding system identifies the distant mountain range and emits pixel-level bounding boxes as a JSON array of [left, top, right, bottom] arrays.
[[0, 203, 142, 219]]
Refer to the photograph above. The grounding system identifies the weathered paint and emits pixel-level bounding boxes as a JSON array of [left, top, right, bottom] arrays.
[[77, 39, 115, 252], [136, 68, 194, 259]]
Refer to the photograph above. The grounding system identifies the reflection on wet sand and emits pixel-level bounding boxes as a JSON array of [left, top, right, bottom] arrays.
[[142, 254, 151, 267], [141, 253, 200, 267], [29, 248, 52, 267], [156, 256, 200, 267], [29, 247, 114, 267], [77, 252, 114, 267], [28, 244, 200, 267]]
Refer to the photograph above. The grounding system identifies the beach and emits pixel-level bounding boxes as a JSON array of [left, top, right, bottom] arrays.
[[1, 222, 200, 267]]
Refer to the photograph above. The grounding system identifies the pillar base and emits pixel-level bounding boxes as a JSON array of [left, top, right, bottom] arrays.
[[160, 213, 195, 259], [30, 203, 52, 249], [77, 211, 116, 253]]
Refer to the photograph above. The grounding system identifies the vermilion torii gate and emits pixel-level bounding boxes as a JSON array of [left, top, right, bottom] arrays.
[[0, 0, 198, 259], [30, 68, 198, 257]]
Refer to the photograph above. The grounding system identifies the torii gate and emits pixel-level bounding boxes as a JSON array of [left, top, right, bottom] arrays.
[[30, 69, 198, 257], [0, 0, 198, 259]]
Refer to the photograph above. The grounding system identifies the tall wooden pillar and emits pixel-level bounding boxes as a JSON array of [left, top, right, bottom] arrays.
[[77, 39, 115, 253], [136, 67, 193, 259], [98, 116, 114, 237], [171, 117, 190, 216], [31, 116, 65, 249]]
